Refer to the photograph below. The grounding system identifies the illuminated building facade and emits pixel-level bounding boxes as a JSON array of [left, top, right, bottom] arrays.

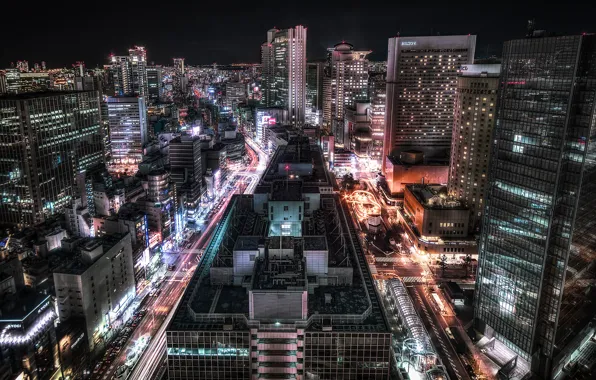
[[146, 66, 163, 103], [110, 46, 148, 97], [368, 71, 386, 162], [0, 292, 58, 380], [261, 26, 307, 126], [224, 81, 246, 109], [474, 34, 596, 379], [107, 96, 148, 173], [136, 169, 175, 244], [169, 136, 203, 220], [166, 138, 391, 380], [53, 234, 135, 352], [306, 61, 324, 125], [448, 64, 500, 233], [402, 184, 476, 257], [323, 42, 371, 148], [384, 35, 476, 168], [0, 91, 103, 227]]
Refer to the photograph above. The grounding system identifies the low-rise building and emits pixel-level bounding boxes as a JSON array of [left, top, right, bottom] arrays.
[[53, 233, 135, 351], [0, 290, 58, 380], [402, 184, 477, 258]]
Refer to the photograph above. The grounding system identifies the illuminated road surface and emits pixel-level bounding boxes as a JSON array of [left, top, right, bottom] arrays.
[[127, 194, 236, 380], [98, 135, 266, 380]]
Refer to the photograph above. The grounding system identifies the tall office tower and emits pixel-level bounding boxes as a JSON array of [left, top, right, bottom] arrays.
[[110, 46, 148, 97], [107, 96, 148, 173], [324, 42, 371, 148], [383, 35, 476, 169], [146, 66, 163, 103], [474, 34, 596, 380], [448, 64, 500, 234], [260, 26, 307, 126], [166, 138, 391, 380], [169, 136, 203, 219], [0, 91, 103, 227], [306, 61, 324, 125], [172, 58, 186, 93], [368, 71, 386, 162]]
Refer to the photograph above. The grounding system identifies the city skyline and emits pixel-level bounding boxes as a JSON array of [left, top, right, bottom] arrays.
[[2, 8, 596, 380], [2, 1, 595, 67]]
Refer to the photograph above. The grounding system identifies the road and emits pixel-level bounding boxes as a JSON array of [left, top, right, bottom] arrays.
[[125, 134, 265, 380], [409, 285, 470, 380]]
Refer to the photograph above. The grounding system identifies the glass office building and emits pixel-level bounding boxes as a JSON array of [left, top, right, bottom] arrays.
[[0, 91, 103, 227], [474, 34, 596, 379]]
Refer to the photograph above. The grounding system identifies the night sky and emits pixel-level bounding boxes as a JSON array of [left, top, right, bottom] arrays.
[[2, 0, 595, 68]]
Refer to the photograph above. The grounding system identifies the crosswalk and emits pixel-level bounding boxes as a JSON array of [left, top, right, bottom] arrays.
[[400, 276, 428, 284]]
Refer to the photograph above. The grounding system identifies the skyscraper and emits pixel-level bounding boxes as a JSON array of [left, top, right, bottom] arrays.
[[146, 66, 163, 103], [474, 34, 596, 379], [368, 71, 386, 162], [384, 35, 476, 168], [172, 58, 186, 94], [448, 64, 500, 233], [323, 42, 371, 148], [110, 46, 148, 97], [0, 91, 103, 227], [107, 96, 148, 173], [261, 26, 307, 126], [306, 61, 324, 125], [169, 135, 203, 219]]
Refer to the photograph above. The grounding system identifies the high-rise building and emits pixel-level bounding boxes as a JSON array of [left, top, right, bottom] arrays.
[[172, 58, 186, 94], [146, 66, 163, 102], [323, 42, 371, 148], [368, 71, 386, 162], [448, 64, 500, 233], [261, 26, 307, 126], [166, 137, 391, 380], [0, 91, 103, 227], [474, 34, 596, 380], [384, 35, 476, 168], [306, 61, 324, 125], [110, 46, 148, 97], [224, 81, 246, 109], [136, 170, 175, 244], [169, 135, 203, 219], [106, 96, 148, 173]]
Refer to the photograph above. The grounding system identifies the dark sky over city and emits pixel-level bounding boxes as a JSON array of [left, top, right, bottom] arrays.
[[2, 0, 595, 68]]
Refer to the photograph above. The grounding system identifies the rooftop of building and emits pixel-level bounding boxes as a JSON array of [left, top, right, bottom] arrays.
[[52, 233, 128, 275], [169, 193, 389, 333], [261, 138, 331, 186], [304, 236, 327, 251], [0, 289, 51, 322], [271, 181, 303, 201], [406, 184, 467, 210], [0, 90, 95, 100], [386, 153, 449, 166]]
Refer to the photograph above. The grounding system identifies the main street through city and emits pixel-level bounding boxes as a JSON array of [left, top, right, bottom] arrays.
[[90, 136, 265, 380]]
